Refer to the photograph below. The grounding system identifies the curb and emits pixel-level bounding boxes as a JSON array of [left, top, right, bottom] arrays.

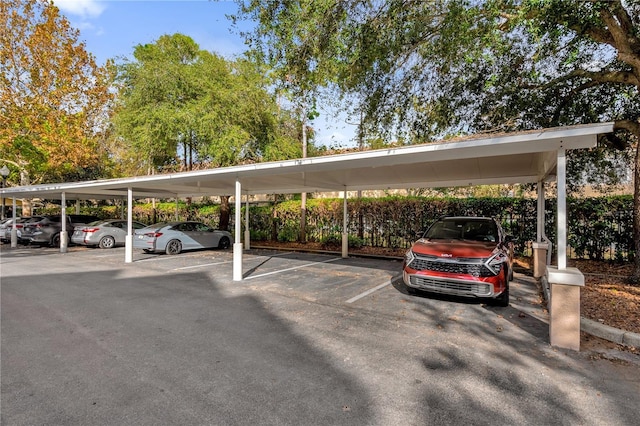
[[581, 317, 640, 349]]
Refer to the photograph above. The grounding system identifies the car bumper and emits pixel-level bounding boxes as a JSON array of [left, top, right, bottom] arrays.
[[133, 237, 156, 251], [70, 235, 88, 245], [403, 268, 505, 298], [21, 233, 50, 244]]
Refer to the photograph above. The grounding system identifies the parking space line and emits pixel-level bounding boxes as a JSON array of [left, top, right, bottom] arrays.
[[249, 251, 294, 258], [346, 276, 399, 304], [172, 260, 233, 270], [244, 257, 341, 280]]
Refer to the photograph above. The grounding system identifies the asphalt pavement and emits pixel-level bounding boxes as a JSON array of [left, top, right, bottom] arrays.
[[1, 244, 639, 425]]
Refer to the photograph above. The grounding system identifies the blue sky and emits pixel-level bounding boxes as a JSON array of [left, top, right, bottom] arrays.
[[54, 0, 356, 148]]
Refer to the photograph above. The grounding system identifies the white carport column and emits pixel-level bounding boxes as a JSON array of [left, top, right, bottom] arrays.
[[244, 193, 250, 250], [547, 147, 584, 351], [125, 187, 133, 263], [342, 190, 348, 258], [10, 198, 17, 247], [532, 181, 549, 278], [233, 180, 243, 281], [60, 192, 68, 253]]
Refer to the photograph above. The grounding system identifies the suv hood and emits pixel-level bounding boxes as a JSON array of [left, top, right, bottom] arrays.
[[411, 239, 497, 258]]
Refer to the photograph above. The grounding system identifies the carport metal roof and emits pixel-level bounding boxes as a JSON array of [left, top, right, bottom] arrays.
[[0, 122, 614, 200]]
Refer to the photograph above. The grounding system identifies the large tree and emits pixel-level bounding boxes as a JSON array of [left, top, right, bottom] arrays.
[[235, 0, 640, 282], [113, 33, 302, 228], [0, 0, 114, 187]]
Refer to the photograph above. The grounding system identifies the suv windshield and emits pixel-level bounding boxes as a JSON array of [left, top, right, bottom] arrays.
[[425, 218, 498, 242]]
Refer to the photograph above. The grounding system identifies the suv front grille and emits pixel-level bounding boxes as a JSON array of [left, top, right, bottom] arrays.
[[409, 255, 494, 277], [409, 276, 493, 297]]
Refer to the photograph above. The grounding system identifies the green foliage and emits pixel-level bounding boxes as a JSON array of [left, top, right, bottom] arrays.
[[112, 33, 303, 175], [45, 195, 633, 261], [320, 234, 363, 249], [1, 0, 115, 185]]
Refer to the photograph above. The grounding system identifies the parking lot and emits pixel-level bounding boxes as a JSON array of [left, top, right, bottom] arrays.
[[2, 244, 640, 425]]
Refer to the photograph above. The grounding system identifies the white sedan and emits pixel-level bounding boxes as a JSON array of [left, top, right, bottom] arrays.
[[133, 221, 232, 255]]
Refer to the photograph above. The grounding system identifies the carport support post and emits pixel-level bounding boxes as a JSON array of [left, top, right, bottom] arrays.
[[10, 198, 17, 247], [125, 187, 133, 263], [233, 180, 243, 281], [342, 190, 348, 258], [244, 193, 250, 250], [547, 147, 584, 351], [532, 181, 549, 279], [60, 192, 68, 253]]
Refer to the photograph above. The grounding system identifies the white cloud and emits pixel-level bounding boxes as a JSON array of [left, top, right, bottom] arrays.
[[53, 0, 106, 18]]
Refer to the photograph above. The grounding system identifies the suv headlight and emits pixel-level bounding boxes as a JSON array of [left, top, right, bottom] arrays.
[[405, 249, 415, 267], [485, 252, 508, 275]]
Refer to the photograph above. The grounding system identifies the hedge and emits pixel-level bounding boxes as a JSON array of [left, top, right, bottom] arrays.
[[43, 195, 634, 261]]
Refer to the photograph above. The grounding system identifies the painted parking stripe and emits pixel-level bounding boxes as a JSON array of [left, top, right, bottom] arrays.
[[346, 275, 400, 304], [251, 251, 294, 258], [172, 260, 232, 270], [244, 257, 341, 280]]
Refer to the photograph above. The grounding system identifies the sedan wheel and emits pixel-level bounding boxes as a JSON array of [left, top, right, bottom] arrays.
[[218, 236, 230, 249], [165, 239, 182, 255], [99, 235, 116, 249]]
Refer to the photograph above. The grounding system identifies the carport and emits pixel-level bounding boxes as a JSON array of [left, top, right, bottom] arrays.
[[1, 122, 616, 350]]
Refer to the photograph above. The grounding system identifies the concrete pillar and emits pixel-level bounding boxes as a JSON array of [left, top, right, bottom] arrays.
[[233, 180, 243, 281], [536, 181, 544, 242], [10, 198, 17, 247], [342, 190, 348, 259], [244, 193, 250, 250], [557, 148, 567, 269], [532, 242, 549, 278], [547, 147, 583, 351], [547, 267, 584, 351], [60, 192, 68, 253], [125, 187, 133, 263]]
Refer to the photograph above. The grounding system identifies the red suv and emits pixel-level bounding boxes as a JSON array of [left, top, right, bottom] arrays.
[[403, 217, 514, 306]]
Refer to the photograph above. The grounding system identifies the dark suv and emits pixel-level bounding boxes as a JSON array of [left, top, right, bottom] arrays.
[[403, 216, 514, 306], [21, 214, 99, 247]]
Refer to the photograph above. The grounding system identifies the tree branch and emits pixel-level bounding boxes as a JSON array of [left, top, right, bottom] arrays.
[[597, 119, 640, 152], [599, 5, 640, 72], [614, 119, 640, 137], [522, 68, 639, 90]]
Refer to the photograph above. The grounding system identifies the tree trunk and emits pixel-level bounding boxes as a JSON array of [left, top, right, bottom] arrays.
[[631, 140, 640, 284], [219, 195, 230, 231]]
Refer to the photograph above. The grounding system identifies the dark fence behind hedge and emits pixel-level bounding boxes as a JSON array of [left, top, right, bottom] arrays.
[[255, 196, 633, 261], [48, 195, 634, 261]]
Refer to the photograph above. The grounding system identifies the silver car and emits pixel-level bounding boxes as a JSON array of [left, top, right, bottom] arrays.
[[1, 216, 44, 243], [133, 221, 232, 255], [71, 219, 147, 249]]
